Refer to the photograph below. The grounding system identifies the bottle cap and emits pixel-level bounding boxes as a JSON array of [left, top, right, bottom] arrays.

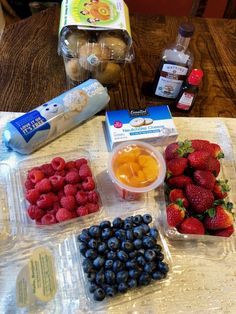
[[188, 69, 204, 86], [178, 23, 195, 38]]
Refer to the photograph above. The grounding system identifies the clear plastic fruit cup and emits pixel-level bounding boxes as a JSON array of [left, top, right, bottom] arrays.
[[108, 141, 166, 200]]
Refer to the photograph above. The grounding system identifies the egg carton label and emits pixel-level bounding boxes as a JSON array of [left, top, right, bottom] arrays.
[[105, 105, 178, 150]]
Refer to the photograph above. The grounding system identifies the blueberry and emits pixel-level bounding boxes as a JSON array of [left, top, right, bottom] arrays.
[[121, 241, 134, 252], [153, 244, 162, 254], [93, 288, 105, 301], [132, 214, 143, 225], [118, 282, 128, 293], [144, 261, 156, 274], [125, 216, 133, 223], [138, 272, 151, 286], [87, 272, 96, 282], [157, 261, 169, 274], [107, 237, 120, 251], [105, 285, 116, 297], [143, 214, 152, 224], [144, 249, 156, 262], [138, 248, 145, 256], [98, 242, 107, 254], [133, 239, 142, 249], [78, 232, 90, 243], [100, 220, 111, 229], [149, 227, 158, 240], [156, 252, 164, 261], [113, 260, 123, 273], [101, 228, 113, 240], [82, 258, 93, 273], [133, 226, 143, 239], [124, 219, 133, 230], [117, 250, 129, 262], [88, 225, 100, 238], [129, 250, 138, 259], [128, 269, 140, 279], [143, 236, 155, 249], [141, 223, 150, 234], [105, 270, 116, 285], [79, 243, 87, 256], [152, 271, 164, 280], [127, 278, 138, 289], [116, 270, 129, 283], [137, 255, 146, 266], [88, 238, 98, 249], [115, 229, 126, 241], [112, 217, 123, 228], [89, 282, 98, 293], [126, 259, 137, 270], [93, 256, 105, 269], [104, 259, 112, 270], [126, 229, 134, 241], [85, 249, 98, 260], [107, 251, 117, 260], [96, 271, 105, 285]]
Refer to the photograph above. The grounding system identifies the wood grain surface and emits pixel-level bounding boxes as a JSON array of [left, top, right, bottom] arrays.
[[0, 6, 235, 117]]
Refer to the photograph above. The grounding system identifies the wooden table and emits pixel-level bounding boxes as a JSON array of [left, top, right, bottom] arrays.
[[0, 6, 235, 117]]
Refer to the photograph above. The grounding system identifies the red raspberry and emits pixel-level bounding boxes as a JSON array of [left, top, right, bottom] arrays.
[[49, 175, 64, 191], [41, 214, 57, 225], [65, 171, 81, 184], [76, 191, 88, 205], [60, 195, 76, 211], [37, 193, 54, 209], [25, 189, 40, 204], [57, 189, 65, 200], [64, 184, 77, 196], [55, 170, 66, 177], [65, 161, 76, 170], [56, 208, 75, 222], [52, 201, 61, 212], [40, 163, 55, 177], [24, 179, 35, 190], [74, 183, 82, 191], [28, 169, 45, 184], [79, 164, 92, 179], [75, 158, 87, 169], [27, 205, 44, 220], [86, 202, 99, 214], [51, 157, 66, 171], [35, 178, 52, 193], [82, 177, 95, 191], [76, 206, 89, 217], [47, 192, 58, 203], [87, 191, 99, 204], [47, 208, 58, 216]]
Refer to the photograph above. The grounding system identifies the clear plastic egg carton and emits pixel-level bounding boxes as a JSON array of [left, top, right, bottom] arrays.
[[0, 207, 172, 313], [159, 119, 236, 253], [5, 149, 104, 228]]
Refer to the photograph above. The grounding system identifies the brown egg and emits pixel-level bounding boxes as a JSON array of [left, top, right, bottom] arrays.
[[65, 58, 89, 82], [98, 32, 127, 60], [93, 63, 121, 85], [66, 31, 89, 56], [79, 43, 110, 71]]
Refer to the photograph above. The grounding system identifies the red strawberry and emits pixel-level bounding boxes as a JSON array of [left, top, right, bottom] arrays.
[[213, 180, 230, 199], [190, 139, 214, 156], [166, 157, 188, 177], [208, 157, 221, 177], [211, 225, 234, 237], [169, 188, 189, 208], [188, 150, 211, 170], [185, 184, 214, 213], [193, 170, 216, 190], [204, 202, 234, 230], [164, 140, 193, 161], [167, 175, 193, 189], [166, 200, 186, 227], [210, 143, 224, 159], [178, 217, 205, 235]]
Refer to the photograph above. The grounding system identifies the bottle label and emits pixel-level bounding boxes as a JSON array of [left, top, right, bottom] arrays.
[[155, 64, 188, 98], [176, 92, 194, 110]]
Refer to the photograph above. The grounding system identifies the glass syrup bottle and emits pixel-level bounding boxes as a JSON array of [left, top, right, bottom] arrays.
[[142, 23, 195, 100]]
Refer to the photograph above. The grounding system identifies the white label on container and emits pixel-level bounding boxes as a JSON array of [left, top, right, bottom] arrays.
[[155, 64, 188, 98], [176, 92, 194, 110]]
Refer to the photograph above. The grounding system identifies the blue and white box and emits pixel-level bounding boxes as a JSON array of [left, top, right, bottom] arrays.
[[105, 105, 178, 150]]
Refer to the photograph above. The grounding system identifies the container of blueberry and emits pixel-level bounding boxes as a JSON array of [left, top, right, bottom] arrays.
[[8, 149, 104, 227], [76, 211, 172, 310]]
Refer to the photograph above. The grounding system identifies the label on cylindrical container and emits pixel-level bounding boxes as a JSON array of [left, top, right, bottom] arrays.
[[176, 92, 194, 110]]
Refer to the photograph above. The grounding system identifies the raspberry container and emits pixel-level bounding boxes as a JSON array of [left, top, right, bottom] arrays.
[[159, 119, 236, 251], [7, 149, 104, 227]]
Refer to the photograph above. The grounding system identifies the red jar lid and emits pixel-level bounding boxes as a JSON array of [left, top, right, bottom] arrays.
[[188, 69, 204, 86]]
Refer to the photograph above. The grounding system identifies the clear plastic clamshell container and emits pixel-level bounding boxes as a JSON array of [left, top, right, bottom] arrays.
[[0, 208, 172, 313], [159, 119, 236, 254]]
